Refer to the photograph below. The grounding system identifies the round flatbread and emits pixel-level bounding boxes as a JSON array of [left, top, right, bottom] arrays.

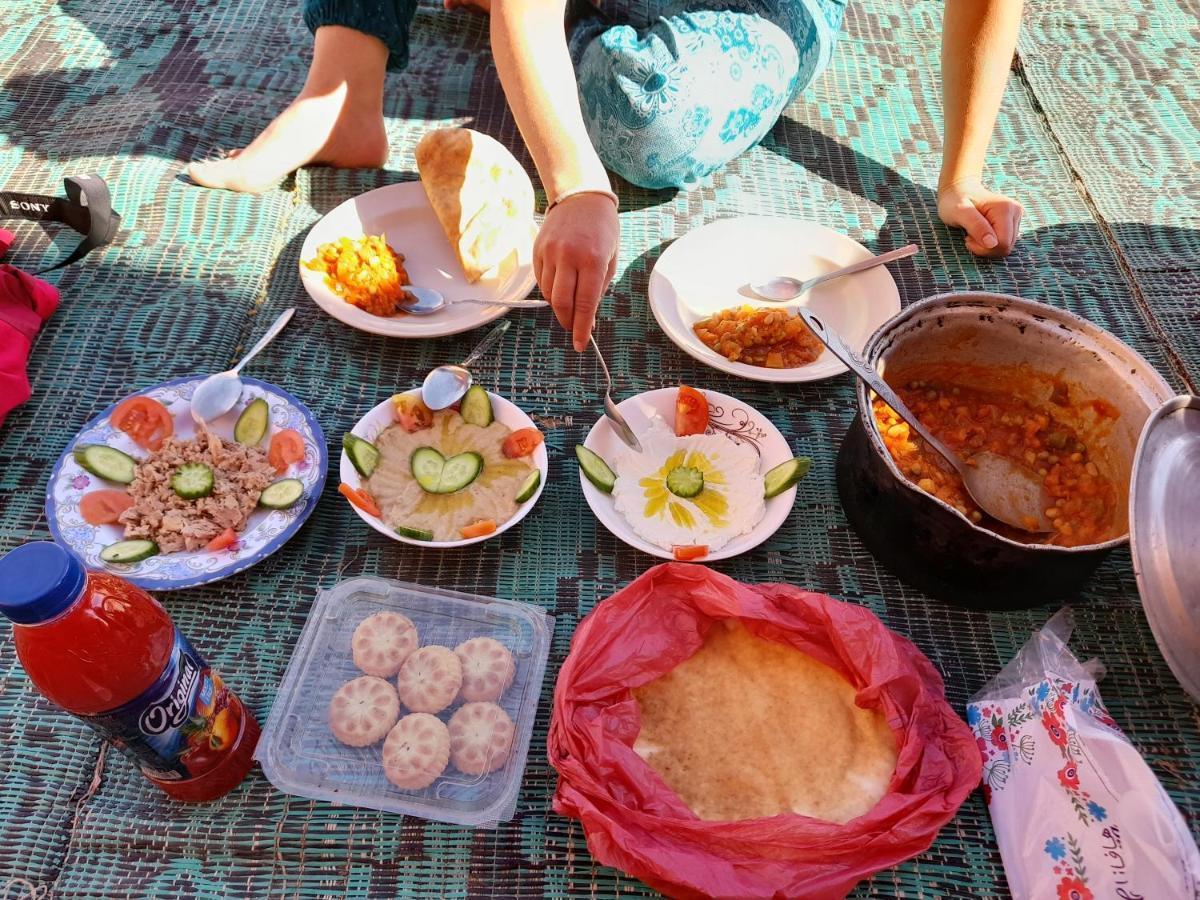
[[352, 611, 419, 677], [328, 676, 400, 747], [455, 637, 516, 703], [382, 713, 451, 790], [396, 645, 463, 714], [448, 701, 515, 776]]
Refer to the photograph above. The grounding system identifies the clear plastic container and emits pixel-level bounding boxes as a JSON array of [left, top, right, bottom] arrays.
[[257, 576, 554, 828]]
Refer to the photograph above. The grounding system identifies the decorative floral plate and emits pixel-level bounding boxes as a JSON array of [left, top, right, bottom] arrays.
[[46, 376, 327, 590], [578, 388, 798, 561]]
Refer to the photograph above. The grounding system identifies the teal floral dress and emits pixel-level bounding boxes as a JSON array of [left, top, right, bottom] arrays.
[[304, 0, 847, 190]]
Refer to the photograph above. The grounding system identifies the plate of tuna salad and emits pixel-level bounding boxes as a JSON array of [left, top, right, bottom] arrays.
[[46, 376, 327, 590]]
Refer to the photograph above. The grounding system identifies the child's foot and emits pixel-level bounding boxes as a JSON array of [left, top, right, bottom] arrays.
[[444, 0, 491, 14], [187, 88, 388, 193]]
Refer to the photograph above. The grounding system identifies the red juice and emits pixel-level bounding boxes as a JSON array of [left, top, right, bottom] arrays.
[[0, 542, 259, 802]]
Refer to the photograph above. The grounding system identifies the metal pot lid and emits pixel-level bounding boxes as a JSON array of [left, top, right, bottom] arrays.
[[1129, 395, 1200, 702]]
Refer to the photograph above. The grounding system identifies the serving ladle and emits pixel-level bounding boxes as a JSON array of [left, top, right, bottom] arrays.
[[190, 307, 295, 425], [420, 320, 512, 410], [748, 244, 919, 302], [402, 286, 549, 315], [798, 308, 1054, 533]]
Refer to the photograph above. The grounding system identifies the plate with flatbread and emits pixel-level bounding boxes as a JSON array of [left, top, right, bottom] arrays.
[[300, 128, 539, 338]]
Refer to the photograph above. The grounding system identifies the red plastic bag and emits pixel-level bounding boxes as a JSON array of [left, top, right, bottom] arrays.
[[549, 564, 981, 900]]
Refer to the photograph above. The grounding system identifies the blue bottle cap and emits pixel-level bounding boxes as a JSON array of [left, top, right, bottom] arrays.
[[0, 542, 87, 625]]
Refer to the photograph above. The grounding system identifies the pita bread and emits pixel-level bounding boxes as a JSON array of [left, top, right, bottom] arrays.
[[633, 620, 897, 824], [415, 128, 534, 283]]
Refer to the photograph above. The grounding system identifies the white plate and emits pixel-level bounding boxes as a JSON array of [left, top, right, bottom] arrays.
[[299, 181, 539, 338], [580, 388, 798, 561], [341, 390, 548, 547], [46, 377, 327, 590], [648, 216, 902, 382]]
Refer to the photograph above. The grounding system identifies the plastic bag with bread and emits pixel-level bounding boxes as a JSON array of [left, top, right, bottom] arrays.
[[415, 128, 534, 283]]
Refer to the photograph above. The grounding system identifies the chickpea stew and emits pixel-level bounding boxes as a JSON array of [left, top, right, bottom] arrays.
[[693, 306, 824, 369]]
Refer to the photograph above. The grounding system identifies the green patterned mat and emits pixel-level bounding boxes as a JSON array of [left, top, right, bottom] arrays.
[[1, 0, 1197, 897]]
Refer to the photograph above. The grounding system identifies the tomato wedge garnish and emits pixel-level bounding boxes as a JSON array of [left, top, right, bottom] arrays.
[[79, 490, 135, 526], [501, 427, 544, 459], [672, 545, 708, 561], [267, 428, 306, 474], [111, 396, 174, 451], [339, 483, 381, 517], [460, 519, 497, 539], [675, 386, 709, 436], [391, 393, 433, 433], [205, 528, 239, 552]]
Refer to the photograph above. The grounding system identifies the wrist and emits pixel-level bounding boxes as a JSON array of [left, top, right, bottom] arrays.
[[546, 185, 619, 213]]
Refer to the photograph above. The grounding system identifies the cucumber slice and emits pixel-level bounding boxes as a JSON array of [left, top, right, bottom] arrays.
[[575, 445, 616, 494], [459, 385, 494, 427], [259, 478, 304, 509], [100, 539, 159, 564], [234, 398, 269, 446], [410, 448, 484, 494], [666, 465, 704, 498], [437, 452, 483, 493], [514, 469, 541, 503], [342, 433, 381, 478], [172, 463, 214, 499], [763, 457, 811, 499], [396, 525, 435, 541], [74, 444, 137, 484]]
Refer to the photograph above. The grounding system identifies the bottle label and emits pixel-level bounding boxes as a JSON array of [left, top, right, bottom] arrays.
[[78, 630, 247, 781]]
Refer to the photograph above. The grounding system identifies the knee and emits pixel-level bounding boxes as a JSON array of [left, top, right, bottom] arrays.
[[577, 15, 799, 189]]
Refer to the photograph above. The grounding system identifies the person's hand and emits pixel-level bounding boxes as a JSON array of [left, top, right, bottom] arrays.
[[533, 192, 619, 352], [938, 176, 1024, 258]]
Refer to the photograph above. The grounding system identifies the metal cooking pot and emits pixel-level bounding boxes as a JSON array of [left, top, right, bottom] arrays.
[[836, 292, 1174, 609]]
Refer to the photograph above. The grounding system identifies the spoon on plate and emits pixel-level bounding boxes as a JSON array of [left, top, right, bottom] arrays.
[[748, 244, 919, 302], [590, 335, 642, 452], [190, 308, 295, 424], [421, 320, 512, 410], [402, 286, 549, 315], [797, 308, 1053, 533]]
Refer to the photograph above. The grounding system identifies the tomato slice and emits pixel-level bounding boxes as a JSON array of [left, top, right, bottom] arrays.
[[675, 386, 709, 436], [391, 394, 433, 433], [205, 528, 238, 552], [460, 519, 497, 539], [339, 483, 381, 517], [79, 490, 135, 526], [501, 427, 544, 459], [267, 428, 306, 474], [111, 396, 174, 451], [672, 545, 709, 561]]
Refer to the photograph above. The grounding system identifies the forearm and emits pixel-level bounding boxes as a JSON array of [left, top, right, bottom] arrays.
[[491, 0, 609, 202], [939, 0, 1023, 190]]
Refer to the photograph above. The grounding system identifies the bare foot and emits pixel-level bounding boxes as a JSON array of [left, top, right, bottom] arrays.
[[445, 0, 491, 14], [187, 26, 390, 193]]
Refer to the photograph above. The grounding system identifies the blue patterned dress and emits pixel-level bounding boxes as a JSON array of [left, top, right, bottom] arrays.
[[304, 0, 847, 189]]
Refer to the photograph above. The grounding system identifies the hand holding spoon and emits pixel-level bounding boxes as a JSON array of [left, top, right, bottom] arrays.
[[191, 308, 295, 424], [749, 244, 919, 302], [798, 308, 1053, 533]]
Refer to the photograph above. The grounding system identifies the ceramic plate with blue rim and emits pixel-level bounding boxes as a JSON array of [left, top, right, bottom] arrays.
[[46, 376, 327, 590]]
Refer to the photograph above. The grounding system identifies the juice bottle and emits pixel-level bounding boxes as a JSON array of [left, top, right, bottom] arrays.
[[0, 541, 259, 802]]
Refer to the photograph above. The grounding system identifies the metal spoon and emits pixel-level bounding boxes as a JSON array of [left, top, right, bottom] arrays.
[[798, 308, 1053, 533], [749, 244, 919, 302], [420, 320, 511, 410], [590, 335, 641, 452], [402, 286, 549, 316], [190, 308, 295, 424]]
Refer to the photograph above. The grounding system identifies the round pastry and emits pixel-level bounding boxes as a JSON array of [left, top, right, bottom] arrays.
[[396, 645, 463, 714], [328, 676, 400, 747], [448, 701, 515, 776], [382, 713, 451, 790], [455, 637, 516, 703], [351, 611, 419, 677]]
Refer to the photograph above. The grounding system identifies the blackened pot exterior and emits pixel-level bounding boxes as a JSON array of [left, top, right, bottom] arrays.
[[836, 292, 1174, 610]]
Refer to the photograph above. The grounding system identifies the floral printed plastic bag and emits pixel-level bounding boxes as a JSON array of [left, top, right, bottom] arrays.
[[968, 609, 1200, 900]]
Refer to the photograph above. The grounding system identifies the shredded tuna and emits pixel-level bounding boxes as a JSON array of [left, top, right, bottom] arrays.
[[118, 430, 276, 552]]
